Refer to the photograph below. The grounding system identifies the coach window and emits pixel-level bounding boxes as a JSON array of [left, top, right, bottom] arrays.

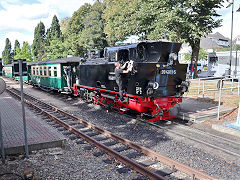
[[32, 67, 35, 75], [44, 67, 47, 76], [54, 67, 57, 77], [48, 67, 52, 76], [40, 67, 43, 76]]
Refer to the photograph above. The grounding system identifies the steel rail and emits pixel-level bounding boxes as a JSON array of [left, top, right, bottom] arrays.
[[145, 120, 240, 158], [7, 88, 217, 180], [174, 122, 240, 146], [6, 88, 165, 180]]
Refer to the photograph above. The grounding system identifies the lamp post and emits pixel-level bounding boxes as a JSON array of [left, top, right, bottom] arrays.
[[235, 5, 240, 76], [229, 0, 234, 76]]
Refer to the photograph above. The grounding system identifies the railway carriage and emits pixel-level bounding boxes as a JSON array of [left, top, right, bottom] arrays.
[[2, 64, 14, 78], [2, 64, 29, 82], [28, 57, 81, 93]]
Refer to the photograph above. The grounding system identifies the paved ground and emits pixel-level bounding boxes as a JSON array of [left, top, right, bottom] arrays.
[[178, 97, 236, 123], [0, 91, 65, 155]]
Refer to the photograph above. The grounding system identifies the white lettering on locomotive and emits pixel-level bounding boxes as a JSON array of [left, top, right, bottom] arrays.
[[136, 87, 142, 94], [161, 70, 176, 75]]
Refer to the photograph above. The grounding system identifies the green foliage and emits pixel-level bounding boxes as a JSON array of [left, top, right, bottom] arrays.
[[44, 15, 63, 58], [2, 38, 12, 65], [13, 40, 20, 56], [184, 48, 208, 62], [198, 48, 208, 61], [63, 1, 108, 56], [46, 15, 62, 43], [102, 0, 223, 61], [43, 39, 69, 60], [79, 1, 108, 50], [66, 3, 91, 35], [60, 17, 71, 36], [14, 42, 33, 62], [32, 21, 46, 61], [103, 0, 138, 45], [63, 3, 92, 57], [50, 15, 62, 40]]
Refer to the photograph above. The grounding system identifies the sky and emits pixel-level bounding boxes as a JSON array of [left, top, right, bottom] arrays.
[[0, 0, 240, 57]]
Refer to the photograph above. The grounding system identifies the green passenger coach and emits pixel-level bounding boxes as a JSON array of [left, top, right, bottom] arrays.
[[28, 57, 81, 93], [2, 64, 14, 77]]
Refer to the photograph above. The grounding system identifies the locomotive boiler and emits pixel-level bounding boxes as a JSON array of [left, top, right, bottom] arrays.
[[73, 41, 188, 122]]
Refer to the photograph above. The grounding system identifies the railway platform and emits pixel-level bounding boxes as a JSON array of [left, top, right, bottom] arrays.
[[178, 97, 235, 123], [0, 91, 66, 155]]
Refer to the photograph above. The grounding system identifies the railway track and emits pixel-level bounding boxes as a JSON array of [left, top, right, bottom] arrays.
[[6, 87, 216, 180], [145, 120, 240, 159]]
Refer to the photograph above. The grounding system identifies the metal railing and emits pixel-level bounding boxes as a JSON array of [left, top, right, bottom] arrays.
[[188, 75, 240, 120]]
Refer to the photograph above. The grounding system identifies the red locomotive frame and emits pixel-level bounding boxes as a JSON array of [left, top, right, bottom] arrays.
[[73, 84, 182, 122]]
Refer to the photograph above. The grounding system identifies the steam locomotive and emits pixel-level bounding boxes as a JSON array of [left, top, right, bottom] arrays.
[[1, 41, 188, 122], [73, 41, 188, 122]]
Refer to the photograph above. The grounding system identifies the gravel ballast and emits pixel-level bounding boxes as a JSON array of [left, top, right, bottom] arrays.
[[3, 78, 240, 179]]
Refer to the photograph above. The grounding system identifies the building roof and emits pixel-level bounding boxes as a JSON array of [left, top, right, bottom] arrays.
[[200, 32, 229, 49], [208, 32, 229, 41]]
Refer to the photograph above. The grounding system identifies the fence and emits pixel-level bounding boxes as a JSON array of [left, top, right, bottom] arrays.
[[188, 75, 240, 120]]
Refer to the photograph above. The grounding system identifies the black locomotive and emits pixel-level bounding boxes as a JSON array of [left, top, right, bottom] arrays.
[[73, 41, 188, 122]]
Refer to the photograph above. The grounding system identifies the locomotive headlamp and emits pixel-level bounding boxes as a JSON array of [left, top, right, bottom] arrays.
[[153, 82, 159, 89], [156, 64, 160, 68], [148, 82, 159, 90]]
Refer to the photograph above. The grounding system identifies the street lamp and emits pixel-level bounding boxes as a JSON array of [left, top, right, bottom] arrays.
[[228, 0, 234, 76], [234, 5, 240, 76]]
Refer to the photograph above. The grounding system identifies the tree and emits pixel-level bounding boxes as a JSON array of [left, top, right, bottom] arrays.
[[184, 48, 208, 62], [44, 39, 69, 60], [13, 40, 20, 56], [2, 38, 12, 65], [103, 0, 139, 45], [21, 42, 33, 62], [79, 0, 108, 51], [60, 17, 71, 36], [32, 21, 46, 61], [14, 42, 33, 62], [47, 15, 62, 42], [44, 15, 64, 59], [64, 3, 92, 57], [103, 0, 223, 61]]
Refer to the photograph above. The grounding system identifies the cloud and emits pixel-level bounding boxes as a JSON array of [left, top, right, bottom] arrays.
[[0, 32, 33, 57], [0, 0, 94, 57], [213, 1, 240, 39]]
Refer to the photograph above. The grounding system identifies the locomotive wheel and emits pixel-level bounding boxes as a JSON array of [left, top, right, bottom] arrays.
[[151, 104, 162, 116], [118, 107, 125, 114]]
